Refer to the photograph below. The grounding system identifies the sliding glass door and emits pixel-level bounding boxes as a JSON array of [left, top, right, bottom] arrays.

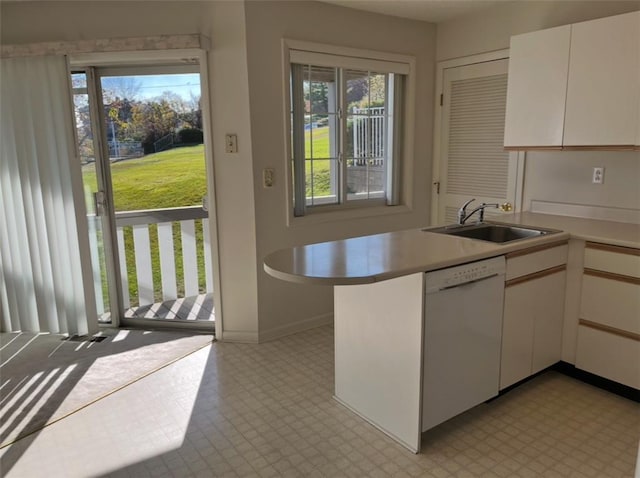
[[71, 62, 215, 330]]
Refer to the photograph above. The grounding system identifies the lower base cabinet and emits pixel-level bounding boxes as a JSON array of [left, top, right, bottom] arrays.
[[574, 242, 640, 389], [500, 243, 568, 390], [575, 325, 640, 388]]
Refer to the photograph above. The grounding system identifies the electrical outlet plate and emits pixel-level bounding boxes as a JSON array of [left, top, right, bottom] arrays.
[[225, 134, 238, 153], [592, 167, 604, 184], [263, 168, 275, 188]]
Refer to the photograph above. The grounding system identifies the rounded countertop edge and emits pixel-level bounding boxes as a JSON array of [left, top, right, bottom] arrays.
[[263, 263, 376, 286], [263, 230, 572, 286]]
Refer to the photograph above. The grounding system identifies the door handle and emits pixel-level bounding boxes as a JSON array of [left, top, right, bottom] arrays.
[[94, 191, 107, 216]]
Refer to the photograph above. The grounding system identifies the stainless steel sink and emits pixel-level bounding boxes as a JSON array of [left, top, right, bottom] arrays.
[[425, 223, 557, 244]]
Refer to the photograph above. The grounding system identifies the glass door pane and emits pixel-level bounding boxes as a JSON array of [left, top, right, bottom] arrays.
[[97, 68, 214, 324], [72, 72, 112, 323]]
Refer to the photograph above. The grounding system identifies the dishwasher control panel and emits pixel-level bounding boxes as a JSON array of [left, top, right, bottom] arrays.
[[425, 256, 505, 293]]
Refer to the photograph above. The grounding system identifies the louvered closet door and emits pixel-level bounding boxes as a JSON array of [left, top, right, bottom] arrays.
[[438, 59, 518, 225]]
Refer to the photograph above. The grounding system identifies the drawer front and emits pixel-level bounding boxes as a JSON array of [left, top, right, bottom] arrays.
[[584, 242, 640, 279], [580, 275, 640, 334], [575, 325, 640, 389], [506, 243, 568, 281]]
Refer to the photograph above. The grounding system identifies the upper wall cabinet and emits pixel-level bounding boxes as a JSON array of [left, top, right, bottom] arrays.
[[504, 11, 640, 150], [564, 12, 640, 147], [503, 25, 571, 149]]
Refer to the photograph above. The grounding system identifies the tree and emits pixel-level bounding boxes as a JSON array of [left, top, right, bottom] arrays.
[[106, 98, 138, 141], [131, 99, 178, 153], [307, 81, 329, 115], [101, 76, 142, 102], [183, 93, 202, 130], [347, 73, 387, 110]]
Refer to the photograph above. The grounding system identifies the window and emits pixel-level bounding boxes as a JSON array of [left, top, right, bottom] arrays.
[[288, 46, 411, 217]]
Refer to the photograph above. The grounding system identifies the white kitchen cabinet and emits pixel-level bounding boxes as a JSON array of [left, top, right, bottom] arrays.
[[500, 243, 568, 390], [504, 11, 640, 149], [563, 11, 640, 147], [503, 25, 571, 149], [575, 242, 640, 389]]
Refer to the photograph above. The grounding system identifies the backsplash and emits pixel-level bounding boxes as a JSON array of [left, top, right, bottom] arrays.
[[523, 150, 640, 223], [530, 200, 640, 224]]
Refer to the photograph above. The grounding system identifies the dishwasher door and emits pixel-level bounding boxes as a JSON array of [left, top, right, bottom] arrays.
[[422, 257, 505, 432]]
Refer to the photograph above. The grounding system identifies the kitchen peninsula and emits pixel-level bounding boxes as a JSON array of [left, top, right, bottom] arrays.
[[264, 214, 639, 453]]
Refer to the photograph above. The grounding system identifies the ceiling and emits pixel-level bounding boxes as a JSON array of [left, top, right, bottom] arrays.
[[319, 0, 512, 23]]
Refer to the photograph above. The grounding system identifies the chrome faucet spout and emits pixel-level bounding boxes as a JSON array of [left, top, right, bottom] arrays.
[[457, 201, 501, 225], [457, 198, 476, 225]]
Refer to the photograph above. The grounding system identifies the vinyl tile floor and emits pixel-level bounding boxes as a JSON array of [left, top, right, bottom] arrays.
[[1, 325, 638, 477]]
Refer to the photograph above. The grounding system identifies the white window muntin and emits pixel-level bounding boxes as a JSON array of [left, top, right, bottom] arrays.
[[284, 40, 415, 222], [291, 62, 404, 215]]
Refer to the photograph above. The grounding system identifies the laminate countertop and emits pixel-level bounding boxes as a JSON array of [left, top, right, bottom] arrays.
[[264, 221, 570, 286], [264, 213, 639, 286], [499, 212, 640, 249]]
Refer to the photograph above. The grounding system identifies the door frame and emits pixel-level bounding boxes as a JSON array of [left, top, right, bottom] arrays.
[[69, 49, 223, 337], [431, 49, 526, 225]]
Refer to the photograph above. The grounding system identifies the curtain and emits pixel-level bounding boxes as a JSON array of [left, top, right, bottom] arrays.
[[0, 55, 97, 335]]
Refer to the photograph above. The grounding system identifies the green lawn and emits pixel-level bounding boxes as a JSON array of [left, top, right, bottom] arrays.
[[83, 145, 207, 308], [84, 138, 335, 310], [305, 127, 332, 197], [83, 145, 207, 211]]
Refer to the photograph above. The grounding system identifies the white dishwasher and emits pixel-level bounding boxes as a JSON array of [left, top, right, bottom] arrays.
[[422, 256, 505, 432]]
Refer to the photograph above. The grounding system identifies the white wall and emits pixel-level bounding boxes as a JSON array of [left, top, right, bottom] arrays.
[[522, 151, 640, 212], [0, 1, 260, 340], [1, 0, 437, 342], [436, 1, 640, 216], [436, 0, 640, 62], [243, 1, 437, 340]]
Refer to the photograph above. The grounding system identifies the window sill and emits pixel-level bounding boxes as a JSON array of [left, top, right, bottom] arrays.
[[287, 203, 412, 228]]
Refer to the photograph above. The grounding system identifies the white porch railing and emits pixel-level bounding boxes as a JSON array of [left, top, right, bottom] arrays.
[[352, 106, 385, 166], [114, 206, 212, 309]]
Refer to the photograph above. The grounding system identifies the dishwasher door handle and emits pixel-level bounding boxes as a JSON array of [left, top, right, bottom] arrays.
[[439, 273, 500, 291]]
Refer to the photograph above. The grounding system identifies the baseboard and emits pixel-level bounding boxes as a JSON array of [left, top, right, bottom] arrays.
[[218, 329, 259, 343], [496, 362, 639, 403], [258, 312, 333, 343], [553, 361, 640, 402]]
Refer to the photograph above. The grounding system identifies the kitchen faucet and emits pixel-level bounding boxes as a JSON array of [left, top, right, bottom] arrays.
[[457, 199, 512, 225]]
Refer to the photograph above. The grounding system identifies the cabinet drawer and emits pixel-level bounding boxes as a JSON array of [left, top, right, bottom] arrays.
[[580, 275, 640, 334], [584, 242, 640, 278], [506, 243, 568, 281], [575, 325, 640, 389]]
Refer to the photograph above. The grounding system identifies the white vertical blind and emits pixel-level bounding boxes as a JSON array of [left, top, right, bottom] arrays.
[[0, 55, 97, 335]]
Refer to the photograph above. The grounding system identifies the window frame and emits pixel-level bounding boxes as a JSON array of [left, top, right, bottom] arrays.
[[282, 39, 416, 224]]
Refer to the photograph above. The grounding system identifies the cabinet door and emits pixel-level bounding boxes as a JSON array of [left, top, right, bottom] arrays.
[[503, 25, 571, 148], [532, 270, 566, 373], [576, 325, 640, 389], [564, 11, 640, 147], [501, 268, 566, 389], [501, 282, 535, 389], [581, 275, 640, 335]]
